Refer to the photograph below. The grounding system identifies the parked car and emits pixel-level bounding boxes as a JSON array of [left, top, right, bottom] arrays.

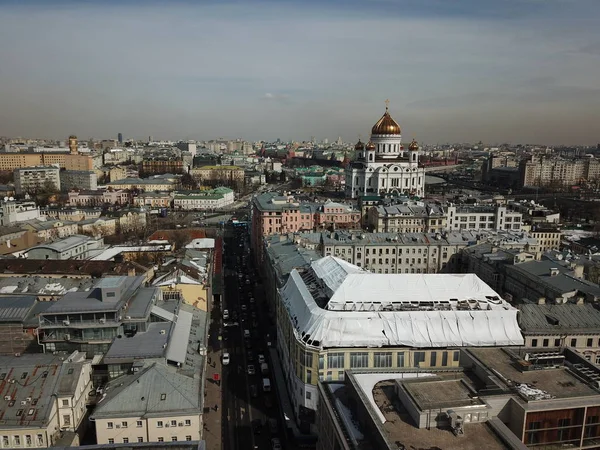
[[223, 309, 229, 320], [222, 353, 230, 365], [247, 364, 256, 375]]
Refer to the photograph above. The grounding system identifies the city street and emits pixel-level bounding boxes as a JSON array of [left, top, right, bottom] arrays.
[[221, 224, 290, 450]]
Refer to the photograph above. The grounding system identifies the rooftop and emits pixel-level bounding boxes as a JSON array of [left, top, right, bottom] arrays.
[[26, 234, 90, 253], [518, 302, 600, 333], [0, 296, 36, 322], [281, 256, 523, 349], [0, 259, 148, 277]]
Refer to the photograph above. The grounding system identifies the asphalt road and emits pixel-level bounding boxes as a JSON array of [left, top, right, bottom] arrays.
[[222, 225, 290, 450]]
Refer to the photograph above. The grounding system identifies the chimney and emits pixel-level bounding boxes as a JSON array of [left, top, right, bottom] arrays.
[[576, 296, 585, 305], [538, 297, 546, 305], [549, 268, 559, 277], [128, 268, 136, 277]]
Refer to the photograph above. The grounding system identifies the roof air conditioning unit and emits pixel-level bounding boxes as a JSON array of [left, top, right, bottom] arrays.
[[20, 400, 27, 406], [99, 318, 106, 324], [63, 320, 70, 326], [26, 397, 31, 402], [4, 396, 11, 401], [14, 353, 20, 357], [160, 330, 166, 335], [126, 316, 131, 320]]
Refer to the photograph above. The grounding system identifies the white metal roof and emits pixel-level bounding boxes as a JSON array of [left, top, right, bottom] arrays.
[[281, 257, 524, 349], [165, 309, 193, 365]]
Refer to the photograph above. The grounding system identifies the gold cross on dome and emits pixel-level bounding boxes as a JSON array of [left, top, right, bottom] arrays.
[[385, 99, 390, 110]]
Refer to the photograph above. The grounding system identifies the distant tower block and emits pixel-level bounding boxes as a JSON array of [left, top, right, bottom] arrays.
[[68, 135, 78, 154], [118, 132, 123, 144]]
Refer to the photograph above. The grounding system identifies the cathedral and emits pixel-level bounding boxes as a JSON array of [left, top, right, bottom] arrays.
[[345, 102, 426, 199]]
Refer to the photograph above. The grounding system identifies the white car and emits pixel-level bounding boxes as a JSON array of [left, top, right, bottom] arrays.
[[258, 354, 266, 364], [222, 353, 230, 366], [223, 309, 230, 320]]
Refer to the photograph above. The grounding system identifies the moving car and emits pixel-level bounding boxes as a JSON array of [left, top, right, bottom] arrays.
[[222, 353, 230, 365], [258, 354, 266, 364], [223, 309, 229, 320]]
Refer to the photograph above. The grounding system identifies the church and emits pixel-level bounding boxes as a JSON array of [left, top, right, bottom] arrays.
[[345, 102, 426, 199]]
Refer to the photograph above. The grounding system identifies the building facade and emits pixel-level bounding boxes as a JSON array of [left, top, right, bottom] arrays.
[[60, 170, 98, 192], [14, 166, 61, 194], [345, 105, 425, 199], [173, 187, 234, 210]]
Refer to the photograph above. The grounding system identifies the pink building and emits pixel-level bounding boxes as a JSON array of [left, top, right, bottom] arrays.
[[68, 189, 131, 207]]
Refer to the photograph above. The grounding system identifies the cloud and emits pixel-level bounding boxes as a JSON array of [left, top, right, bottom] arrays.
[[0, 1, 598, 145]]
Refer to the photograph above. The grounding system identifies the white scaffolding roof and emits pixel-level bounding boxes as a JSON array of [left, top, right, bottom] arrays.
[[281, 256, 524, 349]]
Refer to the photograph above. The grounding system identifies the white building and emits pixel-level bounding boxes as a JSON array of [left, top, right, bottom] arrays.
[[173, 187, 234, 210], [0, 199, 41, 226], [25, 234, 104, 260], [276, 256, 523, 427], [60, 170, 98, 192], [446, 204, 522, 231], [14, 166, 60, 194], [345, 104, 425, 199]]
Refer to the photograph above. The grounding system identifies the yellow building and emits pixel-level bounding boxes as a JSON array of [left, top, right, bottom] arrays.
[[91, 363, 202, 445], [0, 152, 93, 172], [190, 165, 244, 183]]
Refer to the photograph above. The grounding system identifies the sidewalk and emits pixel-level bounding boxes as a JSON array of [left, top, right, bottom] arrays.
[[203, 296, 223, 449]]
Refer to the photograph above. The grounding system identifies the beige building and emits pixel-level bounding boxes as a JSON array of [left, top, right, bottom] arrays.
[[190, 165, 244, 183], [22, 219, 79, 241], [132, 192, 172, 208], [0, 351, 94, 448], [520, 156, 600, 188], [91, 363, 202, 445], [367, 202, 446, 233], [0, 152, 93, 172], [78, 217, 117, 237], [106, 177, 177, 192], [527, 225, 562, 254]]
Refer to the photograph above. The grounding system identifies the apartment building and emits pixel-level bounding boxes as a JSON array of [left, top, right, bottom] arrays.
[[22, 219, 79, 241], [520, 156, 600, 188], [317, 347, 600, 450], [60, 170, 98, 192], [141, 157, 185, 175], [68, 189, 131, 207], [0, 152, 93, 172], [367, 202, 446, 233], [26, 234, 104, 260], [45, 207, 102, 222], [446, 204, 522, 231], [14, 166, 61, 194], [0, 352, 94, 448], [527, 224, 562, 254], [189, 165, 244, 183], [132, 192, 172, 208], [275, 256, 522, 431], [106, 177, 177, 192], [173, 187, 234, 210]]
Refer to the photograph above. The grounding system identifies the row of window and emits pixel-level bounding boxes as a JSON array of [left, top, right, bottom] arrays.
[[107, 436, 193, 444], [107, 419, 192, 429], [531, 337, 600, 348], [319, 350, 461, 370], [1, 434, 43, 447]]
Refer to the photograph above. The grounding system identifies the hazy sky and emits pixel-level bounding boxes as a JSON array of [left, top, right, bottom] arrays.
[[1, 0, 599, 145]]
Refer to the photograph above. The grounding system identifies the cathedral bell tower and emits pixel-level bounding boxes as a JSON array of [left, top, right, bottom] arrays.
[[408, 139, 419, 165]]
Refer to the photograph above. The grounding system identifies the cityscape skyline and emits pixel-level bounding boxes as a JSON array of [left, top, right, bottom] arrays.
[[1, 0, 599, 145]]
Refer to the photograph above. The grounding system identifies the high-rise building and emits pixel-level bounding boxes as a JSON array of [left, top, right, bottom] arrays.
[[68, 135, 78, 154], [117, 132, 123, 144]]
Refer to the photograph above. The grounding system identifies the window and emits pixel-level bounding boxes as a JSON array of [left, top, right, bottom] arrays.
[[306, 391, 312, 400], [431, 352, 437, 366], [453, 351, 460, 362], [571, 338, 577, 347], [25, 435, 32, 446], [157, 421, 164, 428], [543, 339, 549, 347], [374, 352, 393, 368], [2, 437, 8, 446], [171, 420, 177, 427], [123, 438, 129, 443], [306, 370, 312, 384], [349, 352, 369, 368], [158, 437, 164, 443], [63, 414, 71, 426], [304, 351, 313, 367], [185, 419, 191, 426], [588, 338, 594, 347], [37, 434, 43, 445], [413, 352, 426, 367], [108, 439, 115, 444], [172, 436, 178, 442], [531, 339, 538, 347], [186, 435, 192, 441], [107, 422, 114, 429], [327, 353, 345, 369], [121, 421, 128, 428], [62, 399, 69, 406], [138, 437, 144, 443], [137, 420, 143, 427], [442, 351, 449, 366], [397, 352, 405, 367]]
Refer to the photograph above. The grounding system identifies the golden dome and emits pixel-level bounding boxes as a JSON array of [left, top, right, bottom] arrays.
[[354, 140, 365, 150], [366, 141, 376, 150], [371, 103, 401, 135], [408, 139, 419, 151]]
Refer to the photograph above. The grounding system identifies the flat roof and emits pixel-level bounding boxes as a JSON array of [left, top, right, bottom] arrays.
[[26, 234, 89, 253], [469, 348, 599, 399], [0, 296, 36, 322], [403, 377, 485, 411], [104, 322, 171, 362]]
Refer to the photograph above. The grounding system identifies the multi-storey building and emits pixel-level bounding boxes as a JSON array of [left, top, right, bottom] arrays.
[[173, 187, 234, 210], [21, 219, 79, 241], [527, 224, 562, 254], [132, 192, 173, 208], [60, 170, 98, 192], [519, 155, 600, 188], [275, 256, 523, 431], [189, 165, 244, 184], [141, 157, 184, 175], [317, 347, 600, 450], [0, 152, 93, 172], [38, 276, 161, 354], [345, 104, 425, 199], [14, 166, 60, 194], [314, 201, 360, 230], [68, 189, 131, 207], [0, 352, 94, 448], [367, 201, 446, 233], [106, 177, 177, 192], [77, 217, 118, 237], [446, 204, 522, 231]]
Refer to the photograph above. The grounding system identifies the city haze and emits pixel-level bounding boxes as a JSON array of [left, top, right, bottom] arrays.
[[1, 0, 599, 144]]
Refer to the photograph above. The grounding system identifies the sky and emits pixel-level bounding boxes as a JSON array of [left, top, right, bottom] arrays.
[[0, 0, 599, 145]]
